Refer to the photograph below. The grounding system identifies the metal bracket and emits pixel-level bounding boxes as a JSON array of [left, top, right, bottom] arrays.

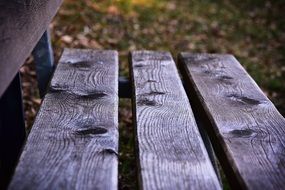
[[119, 77, 132, 98], [0, 73, 26, 189], [32, 30, 54, 98]]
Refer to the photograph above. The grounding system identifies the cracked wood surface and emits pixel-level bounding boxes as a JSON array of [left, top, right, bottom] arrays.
[[179, 53, 285, 190], [130, 51, 221, 190], [9, 49, 119, 190]]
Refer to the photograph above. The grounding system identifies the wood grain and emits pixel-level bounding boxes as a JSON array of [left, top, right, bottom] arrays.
[[130, 51, 221, 190], [0, 0, 63, 97], [178, 53, 285, 190], [9, 49, 119, 190]]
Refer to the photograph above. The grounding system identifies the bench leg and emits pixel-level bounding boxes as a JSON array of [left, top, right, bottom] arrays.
[[0, 73, 26, 189], [32, 30, 54, 98]]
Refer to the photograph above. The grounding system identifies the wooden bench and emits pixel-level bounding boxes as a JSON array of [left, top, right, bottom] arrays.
[[1, 2, 285, 190], [2, 49, 284, 190]]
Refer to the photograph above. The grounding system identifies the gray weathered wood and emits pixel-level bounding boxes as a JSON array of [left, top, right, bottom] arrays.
[[9, 49, 119, 190], [0, 0, 63, 97], [178, 53, 285, 190], [130, 51, 221, 190]]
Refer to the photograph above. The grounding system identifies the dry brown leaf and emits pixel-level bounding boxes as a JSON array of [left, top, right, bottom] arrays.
[[107, 5, 120, 15], [32, 98, 42, 105], [89, 40, 103, 49], [76, 34, 89, 47], [61, 35, 73, 44]]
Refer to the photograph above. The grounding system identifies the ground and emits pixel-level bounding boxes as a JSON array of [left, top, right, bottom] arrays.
[[21, 0, 285, 189]]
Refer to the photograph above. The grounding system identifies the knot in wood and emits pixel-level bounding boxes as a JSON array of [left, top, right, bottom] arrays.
[[226, 94, 262, 106], [137, 98, 158, 106], [228, 129, 255, 138], [75, 126, 108, 137]]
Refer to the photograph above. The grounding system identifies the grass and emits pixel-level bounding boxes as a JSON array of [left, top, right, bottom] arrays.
[[30, 0, 284, 189]]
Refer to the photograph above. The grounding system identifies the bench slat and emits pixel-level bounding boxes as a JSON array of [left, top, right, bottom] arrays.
[[178, 53, 285, 190], [9, 49, 119, 190], [0, 0, 63, 97], [130, 51, 221, 190]]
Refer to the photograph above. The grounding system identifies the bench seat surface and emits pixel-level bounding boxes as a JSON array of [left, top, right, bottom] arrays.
[[130, 51, 221, 190], [179, 53, 285, 190], [9, 49, 119, 190], [8, 49, 285, 190]]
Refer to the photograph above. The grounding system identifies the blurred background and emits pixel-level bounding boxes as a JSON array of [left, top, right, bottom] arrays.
[[21, 0, 285, 189]]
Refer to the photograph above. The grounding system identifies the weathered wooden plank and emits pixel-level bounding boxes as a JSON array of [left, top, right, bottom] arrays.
[[0, 0, 63, 97], [130, 51, 221, 190], [9, 49, 119, 190], [178, 53, 285, 190]]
